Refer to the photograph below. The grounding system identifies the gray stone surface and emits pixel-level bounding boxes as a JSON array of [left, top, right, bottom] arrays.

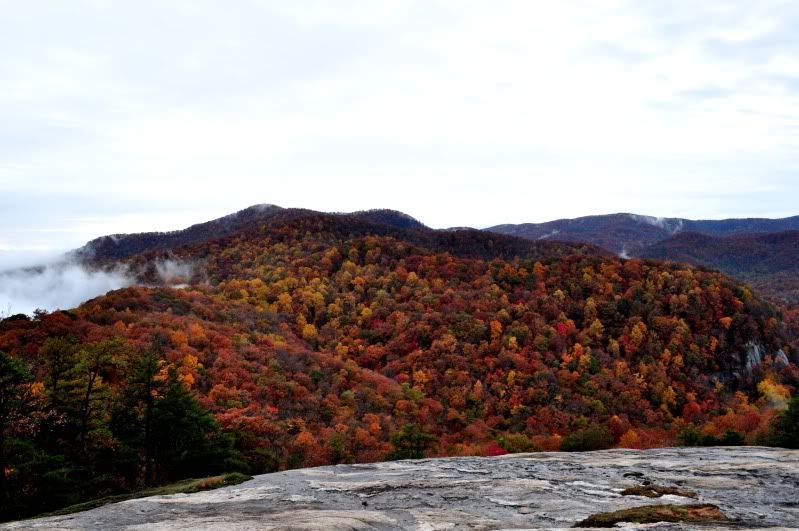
[[6, 447, 799, 530]]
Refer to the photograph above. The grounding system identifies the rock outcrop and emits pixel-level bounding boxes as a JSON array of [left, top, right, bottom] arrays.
[[8, 447, 799, 530], [739, 341, 792, 376]]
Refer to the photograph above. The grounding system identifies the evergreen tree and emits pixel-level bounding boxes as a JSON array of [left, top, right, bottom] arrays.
[[768, 397, 799, 449], [0, 352, 33, 518], [114, 347, 164, 486], [113, 343, 240, 486], [72, 338, 125, 452], [151, 370, 239, 481], [386, 423, 436, 460]]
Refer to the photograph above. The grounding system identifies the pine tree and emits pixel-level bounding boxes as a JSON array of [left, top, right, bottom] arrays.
[[150, 369, 238, 481], [0, 352, 33, 516]]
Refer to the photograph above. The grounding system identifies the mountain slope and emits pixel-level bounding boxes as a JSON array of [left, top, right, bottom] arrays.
[[488, 213, 799, 305], [642, 231, 799, 276], [77, 206, 608, 266], [641, 231, 799, 306], [488, 213, 799, 256], [489, 214, 679, 256], [74, 205, 432, 262], [349, 209, 428, 230]]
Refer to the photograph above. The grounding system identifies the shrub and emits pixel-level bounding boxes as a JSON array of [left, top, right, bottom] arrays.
[[560, 425, 613, 452], [678, 426, 745, 447], [677, 426, 702, 447], [719, 429, 745, 446], [765, 396, 799, 448], [386, 423, 437, 460], [497, 433, 537, 454]]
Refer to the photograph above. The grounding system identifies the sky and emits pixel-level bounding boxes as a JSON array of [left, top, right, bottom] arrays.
[[2, 0, 799, 264]]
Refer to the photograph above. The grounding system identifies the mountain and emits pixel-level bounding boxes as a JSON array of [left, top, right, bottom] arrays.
[[1, 206, 797, 520], [488, 213, 799, 305], [74, 205, 429, 262], [488, 213, 799, 256], [75, 205, 607, 265], [73, 204, 303, 261], [488, 214, 682, 256], [641, 231, 799, 306], [349, 208, 428, 230], [642, 231, 799, 276]]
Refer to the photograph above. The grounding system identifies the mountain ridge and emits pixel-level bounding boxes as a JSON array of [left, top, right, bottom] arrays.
[[488, 212, 799, 255], [74, 205, 608, 265]]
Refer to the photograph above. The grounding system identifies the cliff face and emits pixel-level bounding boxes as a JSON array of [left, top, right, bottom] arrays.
[[10, 447, 799, 530], [742, 341, 792, 374]]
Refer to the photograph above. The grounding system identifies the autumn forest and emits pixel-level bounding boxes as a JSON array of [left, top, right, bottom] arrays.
[[2, 209, 798, 520]]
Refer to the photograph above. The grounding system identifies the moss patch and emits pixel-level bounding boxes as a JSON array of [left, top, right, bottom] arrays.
[[621, 485, 697, 498], [574, 504, 727, 528], [38, 472, 253, 518]]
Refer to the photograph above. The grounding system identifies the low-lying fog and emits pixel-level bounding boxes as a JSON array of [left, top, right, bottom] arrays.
[[0, 252, 194, 317]]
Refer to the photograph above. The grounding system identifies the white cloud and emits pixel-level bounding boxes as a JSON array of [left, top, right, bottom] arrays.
[[0, 262, 132, 316], [0, 255, 198, 316], [0, 0, 798, 241]]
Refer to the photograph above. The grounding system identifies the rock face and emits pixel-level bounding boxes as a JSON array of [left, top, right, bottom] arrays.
[[8, 447, 799, 530], [739, 341, 792, 377], [744, 341, 766, 373]]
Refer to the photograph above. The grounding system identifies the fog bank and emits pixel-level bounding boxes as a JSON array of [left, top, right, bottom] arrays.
[[0, 254, 198, 317], [0, 262, 133, 316]]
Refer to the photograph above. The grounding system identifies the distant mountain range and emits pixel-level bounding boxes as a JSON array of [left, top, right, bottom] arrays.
[[489, 213, 799, 305], [488, 213, 799, 256], [72, 206, 799, 306], [642, 230, 799, 275], [74, 205, 605, 265]]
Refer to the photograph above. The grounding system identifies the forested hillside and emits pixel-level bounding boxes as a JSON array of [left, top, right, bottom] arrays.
[[2, 212, 797, 520], [642, 231, 799, 306], [489, 213, 799, 305]]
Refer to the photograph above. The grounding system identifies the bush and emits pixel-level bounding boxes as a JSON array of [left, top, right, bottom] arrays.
[[678, 426, 745, 447], [719, 429, 745, 446], [386, 423, 437, 460], [497, 433, 538, 454], [765, 397, 799, 449], [560, 425, 613, 452], [677, 427, 701, 447]]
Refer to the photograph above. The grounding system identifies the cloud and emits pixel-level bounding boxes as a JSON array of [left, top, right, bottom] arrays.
[[0, 255, 197, 317], [628, 214, 685, 234], [1, 0, 799, 239], [0, 262, 132, 316], [154, 259, 196, 285]]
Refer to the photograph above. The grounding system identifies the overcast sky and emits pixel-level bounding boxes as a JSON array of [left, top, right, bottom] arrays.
[[2, 0, 799, 261]]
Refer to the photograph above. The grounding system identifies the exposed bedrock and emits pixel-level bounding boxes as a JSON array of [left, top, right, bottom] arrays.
[[8, 447, 799, 530]]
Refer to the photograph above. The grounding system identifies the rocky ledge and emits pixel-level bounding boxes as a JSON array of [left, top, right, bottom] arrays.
[[8, 447, 799, 530]]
